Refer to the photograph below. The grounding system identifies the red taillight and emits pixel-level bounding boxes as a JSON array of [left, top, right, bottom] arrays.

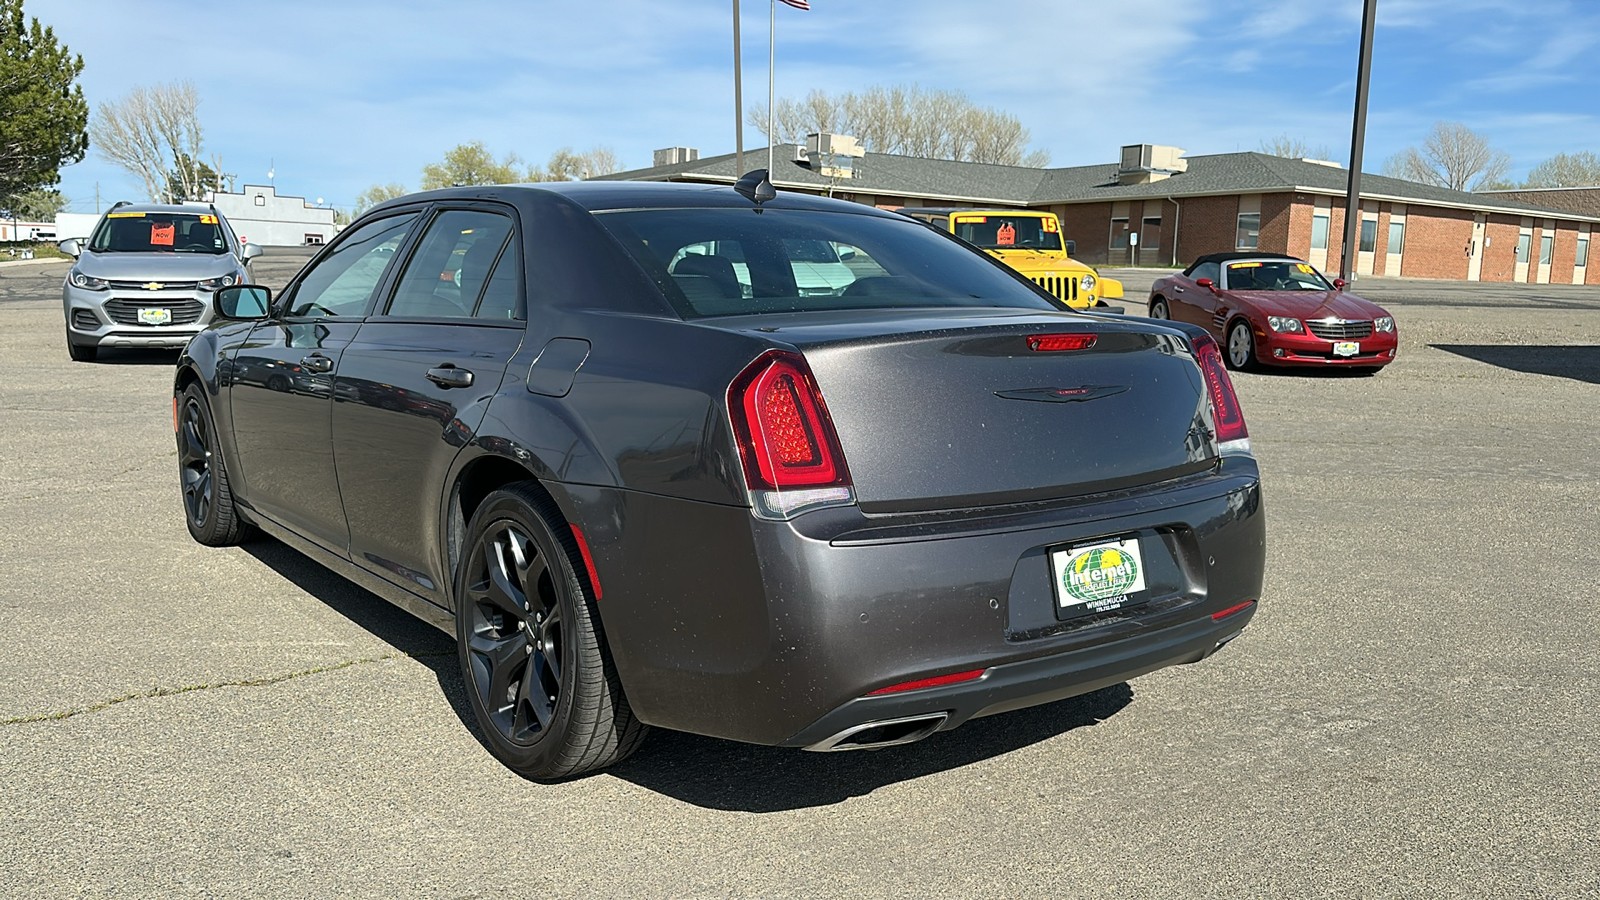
[[867, 668, 987, 696], [1027, 333, 1097, 352], [1212, 599, 1256, 621], [729, 351, 850, 490], [1191, 334, 1249, 445], [570, 525, 602, 601]]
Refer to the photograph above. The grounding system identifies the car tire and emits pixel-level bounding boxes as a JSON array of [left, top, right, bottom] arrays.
[[177, 382, 250, 546], [1149, 298, 1169, 319], [66, 336, 97, 363], [455, 483, 647, 780], [1225, 319, 1258, 372]]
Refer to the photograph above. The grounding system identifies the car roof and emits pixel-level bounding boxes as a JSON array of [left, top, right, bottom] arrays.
[[1186, 251, 1303, 274], [901, 207, 1043, 217], [369, 180, 910, 219], [105, 202, 223, 216]]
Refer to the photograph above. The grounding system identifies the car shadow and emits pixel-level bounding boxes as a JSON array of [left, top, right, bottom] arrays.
[[83, 348, 184, 366], [239, 540, 475, 731], [1431, 344, 1600, 385], [1239, 365, 1377, 379], [240, 538, 1136, 808], [607, 683, 1134, 812]]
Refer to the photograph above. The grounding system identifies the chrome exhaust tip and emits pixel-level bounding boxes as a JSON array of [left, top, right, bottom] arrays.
[[804, 713, 949, 752]]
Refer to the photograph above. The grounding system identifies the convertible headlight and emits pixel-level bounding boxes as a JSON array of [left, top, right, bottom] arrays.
[[1079, 273, 1097, 294], [1374, 316, 1395, 333], [198, 273, 241, 291], [1267, 316, 1303, 333], [69, 268, 109, 291]]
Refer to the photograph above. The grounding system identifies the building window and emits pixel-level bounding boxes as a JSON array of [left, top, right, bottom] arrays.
[[1235, 213, 1260, 250], [1310, 212, 1330, 250], [1110, 217, 1129, 249], [1539, 233, 1554, 266], [1359, 218, 1377, 253], [1578, 236, 1590, 268], [254, 194, 266, 207], [1515, 233, 1530, 263], [1386, 220, 1405, 255]]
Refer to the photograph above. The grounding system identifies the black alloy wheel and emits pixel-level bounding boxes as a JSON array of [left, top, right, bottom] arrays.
[[1149, 298, 1169, 319], [177, 382, 247, 546], [455, 484, 646, 779], [1226, 319, 1258, 372]]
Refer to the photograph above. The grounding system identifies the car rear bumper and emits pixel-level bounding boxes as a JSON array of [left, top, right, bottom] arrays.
[[565, 458, 1265, 746]]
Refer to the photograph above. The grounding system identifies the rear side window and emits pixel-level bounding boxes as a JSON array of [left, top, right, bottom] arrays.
[[596, 208, 1056, 318], [385, 209, 515, 319]]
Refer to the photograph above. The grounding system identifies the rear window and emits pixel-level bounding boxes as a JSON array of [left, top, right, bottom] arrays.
[[595, 208, 1057, 318], [89, 212, 228, 254]]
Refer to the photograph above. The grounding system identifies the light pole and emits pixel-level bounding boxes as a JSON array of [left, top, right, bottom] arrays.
[[1340, 0, 1378, 284]]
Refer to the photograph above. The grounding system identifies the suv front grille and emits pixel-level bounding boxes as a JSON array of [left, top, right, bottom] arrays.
[[106, 280, 199, 291], [1030, 274, 1080, 305], [104, 297, 205, 326], [1306, 318, 1373, 340]]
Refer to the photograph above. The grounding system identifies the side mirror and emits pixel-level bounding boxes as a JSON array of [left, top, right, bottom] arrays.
[[58, 238, 81, 258], [1064, 239, 1077, 257], [214, 285, 272, 320], [1332, 278, 1347, 291], [836, 245, 857, 261], [1196, 277, 1218, 292], [241, 243, 264, 261]]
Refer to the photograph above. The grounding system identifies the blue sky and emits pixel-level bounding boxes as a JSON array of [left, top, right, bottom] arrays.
[[37, 0, 1600, 213]]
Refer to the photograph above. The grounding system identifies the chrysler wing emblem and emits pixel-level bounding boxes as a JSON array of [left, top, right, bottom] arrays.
[[142, 281, 165, 291], [995, 385, 1130, 403]]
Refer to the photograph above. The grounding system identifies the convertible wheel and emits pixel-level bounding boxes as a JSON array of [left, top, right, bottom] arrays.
[[177, 382, 248, 546], [1149, 298, 1169, 319], [1225, 320, 1258, 372], [456, 484, 647, 779]]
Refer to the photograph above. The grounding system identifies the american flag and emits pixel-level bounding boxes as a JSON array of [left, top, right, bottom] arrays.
[[778, 0, 810, 9]]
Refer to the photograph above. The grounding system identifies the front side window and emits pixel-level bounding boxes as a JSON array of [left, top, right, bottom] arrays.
[[386, 209, 515, 318], [1235, 213, 1260, 250], [597, 208, 1057, 318], [89, 211, 228, 255], [1188, 261, 1221, 283], [286, 213, 418, 317]]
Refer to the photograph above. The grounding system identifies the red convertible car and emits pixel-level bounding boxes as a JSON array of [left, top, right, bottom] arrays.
[[1147, 253, 1398, 373]]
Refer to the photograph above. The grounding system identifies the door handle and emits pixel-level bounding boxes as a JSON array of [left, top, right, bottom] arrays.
[[1174, 286, 1185, 293], [300, 353, 334, 373], [426, 365, 474, 389]]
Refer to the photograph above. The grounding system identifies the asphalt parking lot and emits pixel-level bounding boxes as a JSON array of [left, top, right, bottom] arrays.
[[2, 250, 1597, 897]]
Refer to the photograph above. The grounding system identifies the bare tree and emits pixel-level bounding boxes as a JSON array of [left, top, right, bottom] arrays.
[[1258, 134, 1333, 160], [1382, 121, 1511, 191], [89, 81, 206, 203], [1523, 151, 1600, 188], [750, 84, 1049, 167], [536, 146, 625, 181]]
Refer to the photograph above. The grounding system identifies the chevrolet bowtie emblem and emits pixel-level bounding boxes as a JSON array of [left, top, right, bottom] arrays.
[[142, 282, 165, 291]]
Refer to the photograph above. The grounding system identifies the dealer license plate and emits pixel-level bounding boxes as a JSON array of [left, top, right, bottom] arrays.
[[1050, 537, 1148, 619], [137, 307, 172, 325], [1332, 341, 1359, 357]]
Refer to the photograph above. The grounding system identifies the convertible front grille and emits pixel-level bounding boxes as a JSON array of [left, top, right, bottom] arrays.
[[104, 297, 205, 326], [1030, 274, 1080, 305], [1306, 318, 1373, 340]]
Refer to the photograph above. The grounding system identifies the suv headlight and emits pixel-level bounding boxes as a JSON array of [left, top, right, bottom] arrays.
[[1079, 273, 1097, 294], [1268, 316, 1303, 333], [1374, 316, 1395, 333], [69, 268, 109, 291], [198, 273, 242, 291]]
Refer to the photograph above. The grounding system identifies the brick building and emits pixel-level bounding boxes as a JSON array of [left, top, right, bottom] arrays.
[[601, 142, 1598, 285]]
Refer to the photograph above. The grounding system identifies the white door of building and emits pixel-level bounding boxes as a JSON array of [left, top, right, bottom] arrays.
[[1575, 225, 1590, 285], [1514, 219, 1532, 282], [1309, 197, 1331, 271], [1356, 203, 1378, 276], [1468, 215, 1485, 282], [1536, 219, 1554, 284]]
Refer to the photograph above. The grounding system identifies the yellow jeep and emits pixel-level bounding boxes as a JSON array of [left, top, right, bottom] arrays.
[[900, 208, 1123, 310]]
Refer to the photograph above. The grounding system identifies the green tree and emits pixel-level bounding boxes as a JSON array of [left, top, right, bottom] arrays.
[[2, 185, 63, 219], [165, 152, 224, 202], [0, 0, 89, 201], [420, 141, 522, 189], [354, 182, 407, 213], [750, 85, 1049, 167], [1523, 151, 1600, 188]]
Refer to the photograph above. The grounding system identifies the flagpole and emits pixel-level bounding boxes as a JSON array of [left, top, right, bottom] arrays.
[[733, 0, 744, 175], [768, 0, 775, 177]]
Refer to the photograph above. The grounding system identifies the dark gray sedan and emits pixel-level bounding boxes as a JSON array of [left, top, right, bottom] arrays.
[[175, 176, 1264, 779]]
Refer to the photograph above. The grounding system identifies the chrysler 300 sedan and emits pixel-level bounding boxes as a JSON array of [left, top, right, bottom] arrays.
[[175, 176, 1265, 779]]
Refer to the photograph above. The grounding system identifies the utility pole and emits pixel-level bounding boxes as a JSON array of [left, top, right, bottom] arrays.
[[733, 0, 744, 175], [1340, 0, 1377, 283]]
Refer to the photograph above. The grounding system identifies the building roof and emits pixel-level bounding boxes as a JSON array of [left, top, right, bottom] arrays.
[[599, 146, 1600, 223]]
